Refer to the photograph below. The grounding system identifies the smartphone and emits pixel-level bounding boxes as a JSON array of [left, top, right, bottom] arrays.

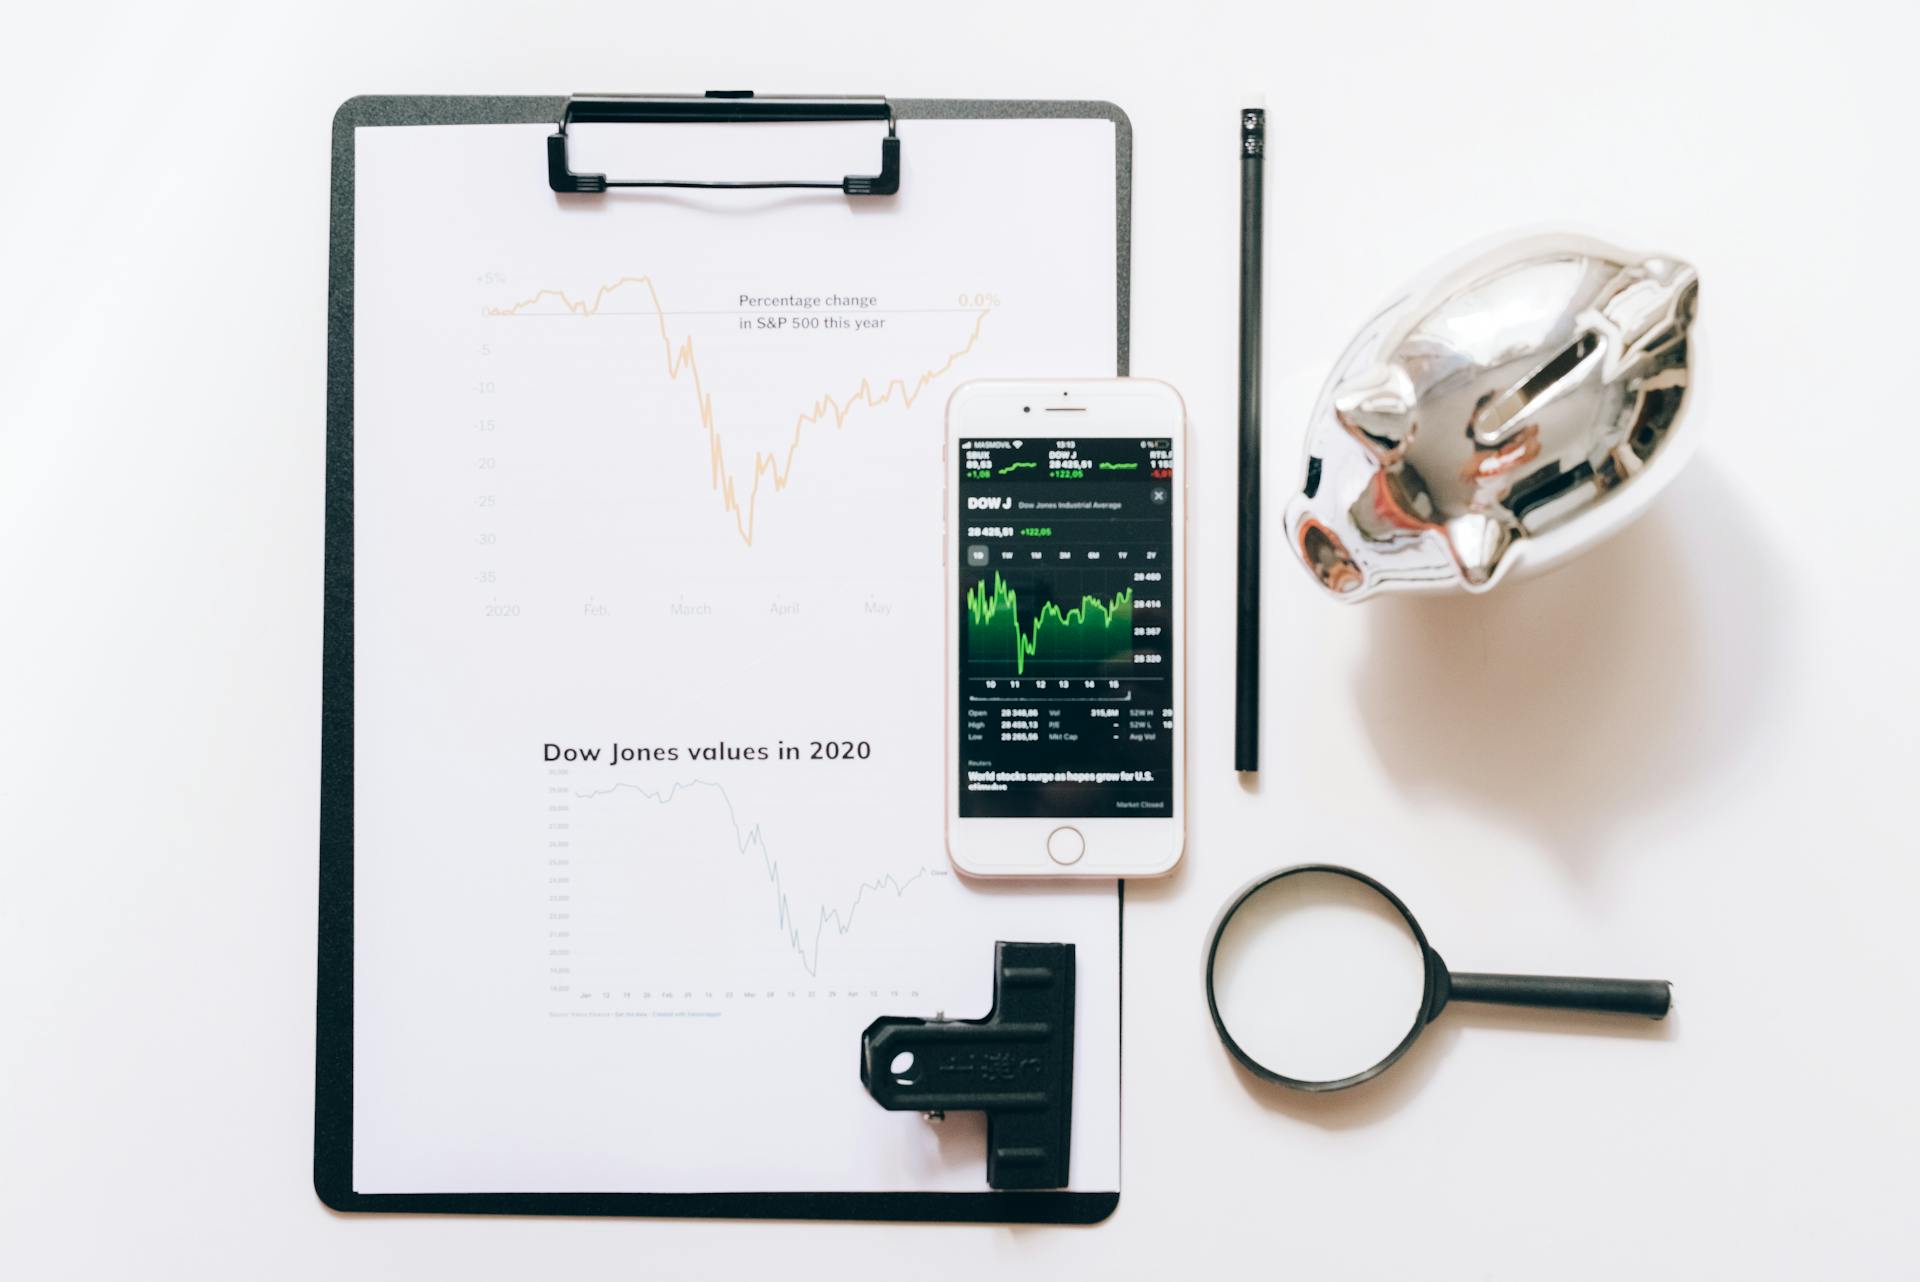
[[944, 379, 1187, 877]]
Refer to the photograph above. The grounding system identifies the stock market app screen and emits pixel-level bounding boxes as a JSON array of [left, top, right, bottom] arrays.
[[957, 436, 1175, 819]]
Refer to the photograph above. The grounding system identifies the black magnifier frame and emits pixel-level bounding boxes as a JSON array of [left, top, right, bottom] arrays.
[[1203, 864, 1672, 1093]]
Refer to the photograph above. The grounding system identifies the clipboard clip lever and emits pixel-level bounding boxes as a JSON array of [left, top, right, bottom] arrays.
[[861, 942, 1076, 1191], [548, 91, 901, 196]]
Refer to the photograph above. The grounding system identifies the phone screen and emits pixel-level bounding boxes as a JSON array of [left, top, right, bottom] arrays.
[[956, 435, 1175, 819]]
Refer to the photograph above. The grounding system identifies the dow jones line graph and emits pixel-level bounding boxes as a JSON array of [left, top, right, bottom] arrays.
[[560, 777, 944, 981], [966, 571, 1135, 676]]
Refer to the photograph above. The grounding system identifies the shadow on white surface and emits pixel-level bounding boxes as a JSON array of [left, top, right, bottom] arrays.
[[1351, 465, 1781, 865], [928, 1106, 989, 1170], [1222, 1002, 1677, 1130], [1219, 1015, 1453, 1130]]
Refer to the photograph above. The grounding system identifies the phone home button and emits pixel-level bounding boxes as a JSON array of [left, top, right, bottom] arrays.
[[1046, 826, 1086, 866]]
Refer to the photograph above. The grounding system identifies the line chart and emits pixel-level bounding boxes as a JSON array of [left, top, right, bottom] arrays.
[[569, 777, 943, 977], [488, 276, 990, 547], [966, 572, 1135, 676]]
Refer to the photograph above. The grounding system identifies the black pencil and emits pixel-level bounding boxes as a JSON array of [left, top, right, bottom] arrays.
[[1234, 101, 1265, 774]]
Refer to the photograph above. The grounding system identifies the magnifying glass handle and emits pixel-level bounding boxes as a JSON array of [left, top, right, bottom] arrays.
[[1447, 972, 1672, 1019]]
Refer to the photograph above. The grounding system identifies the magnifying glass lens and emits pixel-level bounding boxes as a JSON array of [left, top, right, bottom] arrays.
[[1211, 870, 1429, 1084]]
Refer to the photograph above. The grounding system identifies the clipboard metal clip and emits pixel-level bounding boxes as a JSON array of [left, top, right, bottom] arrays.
[[547, 91, 901, 196]]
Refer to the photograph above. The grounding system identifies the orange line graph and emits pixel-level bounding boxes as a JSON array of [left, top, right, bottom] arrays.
[[486, 276, 990, 547]]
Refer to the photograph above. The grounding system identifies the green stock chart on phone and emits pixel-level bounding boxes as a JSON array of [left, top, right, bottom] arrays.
[[956, 436, 1175, 819]]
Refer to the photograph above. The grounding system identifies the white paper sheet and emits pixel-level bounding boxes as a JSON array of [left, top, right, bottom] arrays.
[[350, 118, 1121, 1194]]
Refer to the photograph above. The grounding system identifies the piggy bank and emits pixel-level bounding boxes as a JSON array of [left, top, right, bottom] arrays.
[[1284, 234, 1699, 600]]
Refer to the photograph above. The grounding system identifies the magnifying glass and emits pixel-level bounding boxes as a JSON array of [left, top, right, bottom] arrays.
[[1204, 865, 1672, 1091]]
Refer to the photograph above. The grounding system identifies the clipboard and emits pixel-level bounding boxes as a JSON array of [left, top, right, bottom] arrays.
[[318, 92, 1131, 1223]]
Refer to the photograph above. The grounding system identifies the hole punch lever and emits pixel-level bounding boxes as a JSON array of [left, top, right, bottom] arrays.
[[861, 942, 1075, 1190], [547, 91, 901, 196]]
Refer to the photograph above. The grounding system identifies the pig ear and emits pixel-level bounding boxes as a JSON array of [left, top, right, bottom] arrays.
[[1443, 511, 1517, 589], [1597, 256, 1700, 374], [1334, 365, 1416, 460]]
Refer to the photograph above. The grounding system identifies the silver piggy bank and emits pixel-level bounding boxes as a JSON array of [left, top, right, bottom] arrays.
[[1284, 234, 1699, 600]]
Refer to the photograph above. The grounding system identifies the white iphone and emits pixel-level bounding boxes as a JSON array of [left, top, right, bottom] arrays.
[[944, 379, 1187, 877]]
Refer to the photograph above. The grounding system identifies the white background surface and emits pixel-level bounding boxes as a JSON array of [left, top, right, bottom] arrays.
[[2, 1, 1916, 1277]]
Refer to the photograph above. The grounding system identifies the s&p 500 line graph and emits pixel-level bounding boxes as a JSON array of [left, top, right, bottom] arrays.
[[487, 275, 990, 548], [965, 572, 1134, 677]]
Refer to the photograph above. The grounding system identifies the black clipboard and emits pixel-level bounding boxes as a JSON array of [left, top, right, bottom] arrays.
[[318, 92, 1131, 1222]]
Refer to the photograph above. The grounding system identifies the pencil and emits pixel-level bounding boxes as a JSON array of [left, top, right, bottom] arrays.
[[1234, 100, 1265, 773]]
